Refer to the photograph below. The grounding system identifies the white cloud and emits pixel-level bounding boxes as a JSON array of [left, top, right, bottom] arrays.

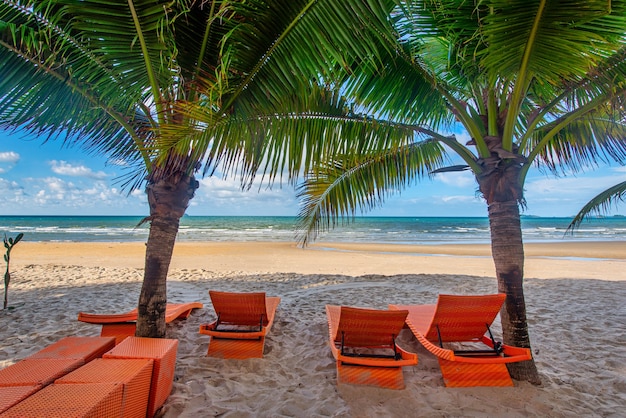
[[0, 178, 23, 196], [45, 177, 72, 193], [434, 170, 476, 188], [0, 151, 20, 173], [451, 131, 473, 146], [0, 151, 20, 163], [49, 160, 108, 179], [522, 170, 626, 215], [190, 175, 298, 215], [0, 174, 149, 215], [440, 195, 479, 203], [108, 158, 129, 167], [526, 175, 619, 199]]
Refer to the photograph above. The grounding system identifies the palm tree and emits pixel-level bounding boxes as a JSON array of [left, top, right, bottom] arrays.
[[0, 0, 410, 336], [270, 2, 626, 384], [0, 0, 225, 336]]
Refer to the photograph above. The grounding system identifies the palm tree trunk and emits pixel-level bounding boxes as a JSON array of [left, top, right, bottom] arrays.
[[135, 172, 198, 338], [488, 200, 541, 385]]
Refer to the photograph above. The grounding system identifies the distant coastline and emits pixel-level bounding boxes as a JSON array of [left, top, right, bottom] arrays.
[[1, 215, 624, 244]]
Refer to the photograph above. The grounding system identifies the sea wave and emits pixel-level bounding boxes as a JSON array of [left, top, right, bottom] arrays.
[[0, 216, 624, 244]]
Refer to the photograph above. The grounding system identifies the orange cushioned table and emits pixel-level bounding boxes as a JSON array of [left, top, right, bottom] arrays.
[[0, 382, 124, 418], [0, 336, 118, 415], [56, 358, 154, 418], [0, 358, 84, 388], [103, 336, 178, 417], [0, 386, 41, 414], [27, 336, 115, 363]]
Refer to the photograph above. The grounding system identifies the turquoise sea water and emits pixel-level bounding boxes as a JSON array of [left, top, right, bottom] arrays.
[[0, 215, 624, 244]]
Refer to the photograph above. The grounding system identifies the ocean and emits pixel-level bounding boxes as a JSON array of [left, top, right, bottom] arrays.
[[0, 215, 624, 244]]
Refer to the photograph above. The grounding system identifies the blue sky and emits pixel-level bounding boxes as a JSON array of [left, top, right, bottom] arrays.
[[0, 128, 624, 217]]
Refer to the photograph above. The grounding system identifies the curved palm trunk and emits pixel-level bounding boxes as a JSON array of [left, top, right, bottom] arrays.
[[135, 172, 198, 338], [479, 159, 541, 385], [488, 201, 540, 384]]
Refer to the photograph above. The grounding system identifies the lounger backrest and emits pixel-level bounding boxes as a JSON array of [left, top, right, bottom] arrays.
[[335, 306, 408, 348], [209, 291, 269, 327], [425, 294, 506, 342]]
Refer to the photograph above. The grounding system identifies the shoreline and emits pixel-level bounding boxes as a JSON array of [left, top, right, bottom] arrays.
[[12, 240, 626, 280]]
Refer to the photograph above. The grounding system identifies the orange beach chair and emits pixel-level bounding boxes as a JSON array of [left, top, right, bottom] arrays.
[[325, 305, 418, 390], [390, 294, 532, 387], [78, 302, 203, 344], [199, 291, 280, 359]]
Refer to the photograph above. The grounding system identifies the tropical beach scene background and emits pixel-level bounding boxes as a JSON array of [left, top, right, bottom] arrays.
[[2, 1, 626, 417]]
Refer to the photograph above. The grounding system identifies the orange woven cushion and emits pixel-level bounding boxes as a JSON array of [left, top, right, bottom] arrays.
[[27, 337, 115, 363], [0, 358, 83, 387], [0, 382, 123, 417], [103, 336, 178, 417], [0, 385, 41, 414], [56, 358, 154, 418]]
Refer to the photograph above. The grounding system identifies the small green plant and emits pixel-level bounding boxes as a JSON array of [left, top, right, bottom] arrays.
[[4, 233, 23, 310]]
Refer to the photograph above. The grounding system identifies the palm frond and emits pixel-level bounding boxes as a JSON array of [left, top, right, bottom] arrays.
[[220, 0, 400, 113], [342, 46, 454, 128], [0, 1, 170, 159], [164, 81, 441, 186], [480, 0, 621, 82], [0, 0, 229, 190], [529, 111, 626, 175], [567, 180, 626, 231], [296, 138, 448, 245]]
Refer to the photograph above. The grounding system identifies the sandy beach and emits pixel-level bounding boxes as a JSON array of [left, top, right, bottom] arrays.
[[2, 241, 625, 417]]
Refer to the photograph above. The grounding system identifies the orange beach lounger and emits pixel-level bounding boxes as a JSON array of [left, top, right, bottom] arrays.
[[325, 305, 418, 390], [78, 302, 203, 344], [199, 291, 280, 359], [390, 294, 532, 387]]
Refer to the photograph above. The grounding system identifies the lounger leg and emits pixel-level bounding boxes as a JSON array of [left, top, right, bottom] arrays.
[[336, 363, 406, 390], [207, 337, 266, 359], [437, 359, 513, 387], [178, 309, 193, 319]]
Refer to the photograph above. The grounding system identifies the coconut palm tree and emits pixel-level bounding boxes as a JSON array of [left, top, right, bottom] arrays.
[[0, 0, 228, 337], [215, 1, 626, 384], [0, 0, 412, 336]]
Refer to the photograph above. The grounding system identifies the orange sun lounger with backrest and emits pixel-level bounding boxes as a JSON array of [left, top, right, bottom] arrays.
[[199, 291, 280, 359], [325, 305, 418, 390], [390, 294, 532, 387], [78, 302, 203, 344]]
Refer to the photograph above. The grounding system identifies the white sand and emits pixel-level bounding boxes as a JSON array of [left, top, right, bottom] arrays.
[[1, 241, 625, 417]]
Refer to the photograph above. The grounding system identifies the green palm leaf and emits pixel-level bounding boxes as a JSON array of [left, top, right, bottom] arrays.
[[296, 138, 448, 245], [568, 180, 626, 230], [530, 113, 626, 175]]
